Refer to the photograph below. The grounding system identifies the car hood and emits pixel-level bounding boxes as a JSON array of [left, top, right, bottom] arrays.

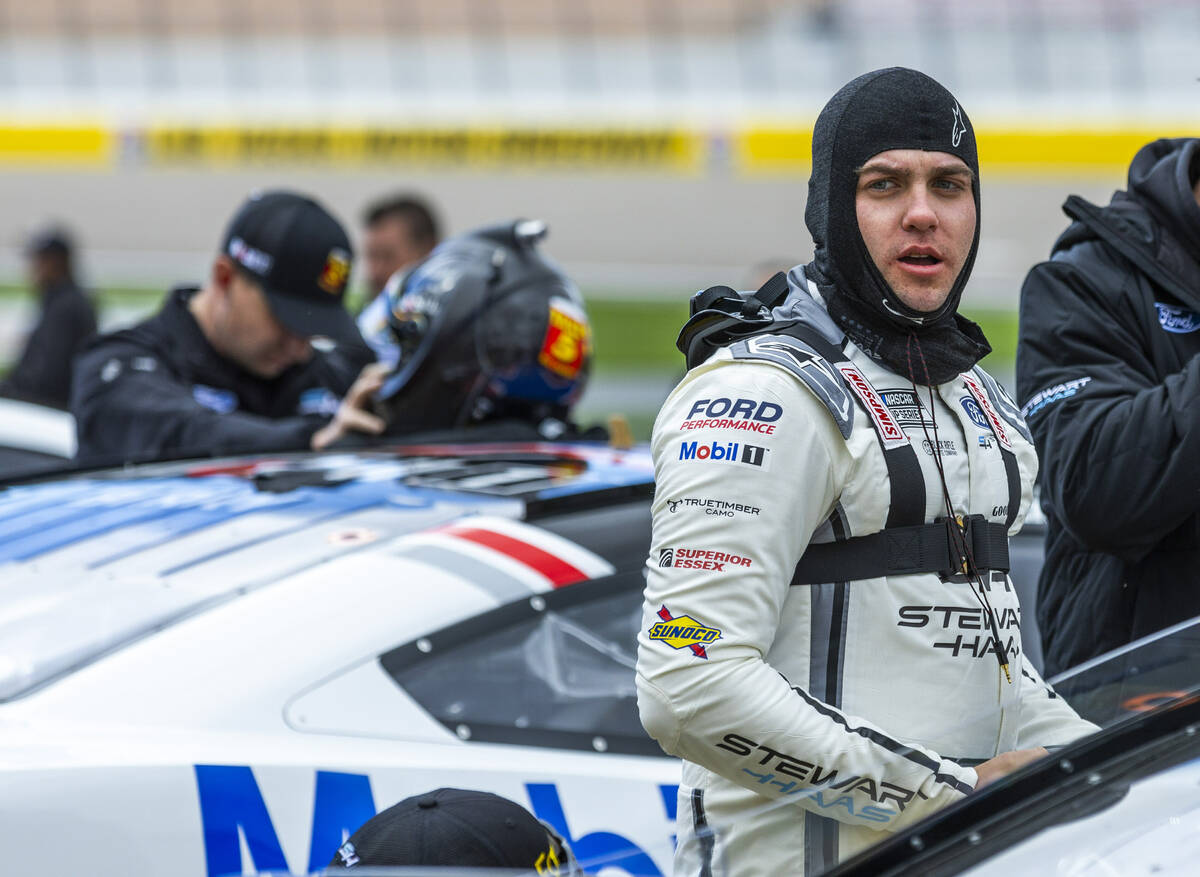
[[0, 443, 653, 703]]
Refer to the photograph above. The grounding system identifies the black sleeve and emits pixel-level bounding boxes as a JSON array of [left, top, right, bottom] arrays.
[[70, 344, 323, 463], [1016, 257, 1200, 560], [272, 340, 375, 411], [0, 295, 94, 409]]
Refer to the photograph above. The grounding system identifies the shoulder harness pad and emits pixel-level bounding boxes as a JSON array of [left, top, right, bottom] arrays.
[[728, 334, 854, 439], [677, 272, 855, 438]]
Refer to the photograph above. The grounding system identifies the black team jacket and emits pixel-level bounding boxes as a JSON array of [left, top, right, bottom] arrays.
[[1016, 138, 1200, 676], [71, 287, 371, 463], [0, 280, 96, 409]]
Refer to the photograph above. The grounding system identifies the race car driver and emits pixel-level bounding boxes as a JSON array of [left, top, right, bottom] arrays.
[[636, 68, 1098, 876], [71, 191, 383, 463], [365, 218, 600, 442]]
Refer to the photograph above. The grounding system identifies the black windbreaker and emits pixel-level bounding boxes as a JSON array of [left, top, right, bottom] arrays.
[[0, 280, 96, 409], [70, 287, 371, 463], [1016, 138, 1200, 676]]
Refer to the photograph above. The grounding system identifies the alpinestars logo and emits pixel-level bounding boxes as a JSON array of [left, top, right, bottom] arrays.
[[951, 103, 966, 147]]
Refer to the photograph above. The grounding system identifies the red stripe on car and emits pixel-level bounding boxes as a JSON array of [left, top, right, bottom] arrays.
[[444, 526, 589, 588]]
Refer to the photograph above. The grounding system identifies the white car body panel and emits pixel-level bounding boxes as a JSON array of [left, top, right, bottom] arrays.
[[0, 397, 75, 457], [0, 448, 678, 876], [966, 758, 1200, 876]]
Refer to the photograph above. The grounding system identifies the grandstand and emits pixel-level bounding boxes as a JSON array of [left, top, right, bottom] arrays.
[[0, 1, 1195, 304], [0, 0, 1194, 115]]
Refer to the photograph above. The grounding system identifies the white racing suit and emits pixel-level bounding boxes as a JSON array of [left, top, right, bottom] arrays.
[[636, 280, 1097, 876]]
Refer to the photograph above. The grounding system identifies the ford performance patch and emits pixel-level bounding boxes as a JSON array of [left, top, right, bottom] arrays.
[[679, 396, 783, 435]]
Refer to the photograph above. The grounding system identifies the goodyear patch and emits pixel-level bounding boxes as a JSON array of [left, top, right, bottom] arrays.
[[538, 298, 591, 379], [649, 605, 721, 659]]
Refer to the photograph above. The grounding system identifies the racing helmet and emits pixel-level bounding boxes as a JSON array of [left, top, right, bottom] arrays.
[[374, 219, 593, 433]]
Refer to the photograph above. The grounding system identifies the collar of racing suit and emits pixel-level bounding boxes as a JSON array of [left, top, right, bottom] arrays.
[[804, 262, 992, 386]]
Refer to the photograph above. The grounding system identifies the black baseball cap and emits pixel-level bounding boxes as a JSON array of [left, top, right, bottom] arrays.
[[220, 190, 362, 347], [328, 788, 578, 873], [25, 224, 73, 259]]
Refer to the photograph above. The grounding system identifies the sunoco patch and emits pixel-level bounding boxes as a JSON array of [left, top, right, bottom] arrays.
[[649, 605, 722, 659]]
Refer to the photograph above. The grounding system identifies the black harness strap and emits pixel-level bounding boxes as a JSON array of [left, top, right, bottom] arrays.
[[881, 444, 926, 529], [792, 514, 1010, 585], [997, 446, 1021, 530]]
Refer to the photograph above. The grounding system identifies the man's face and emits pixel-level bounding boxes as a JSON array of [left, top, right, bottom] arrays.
[[855, 149, 976, 313], [213, 272, 313, 379], [28, 252, 63, 291], [364, 217, 428, 296]]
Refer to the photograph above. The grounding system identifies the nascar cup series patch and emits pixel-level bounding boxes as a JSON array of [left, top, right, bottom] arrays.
[[538, 297, 591, 379], [649, 605, 722, 659]]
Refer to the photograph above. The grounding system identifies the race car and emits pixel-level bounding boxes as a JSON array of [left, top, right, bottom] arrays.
[[829, 616, 1200, 877], [0, 442, 678, 876], [0, 396, 75, 476], [6, 438, 1179, 877]]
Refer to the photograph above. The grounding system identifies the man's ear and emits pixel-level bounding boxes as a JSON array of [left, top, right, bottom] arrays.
[[212, 255, 236, 294]]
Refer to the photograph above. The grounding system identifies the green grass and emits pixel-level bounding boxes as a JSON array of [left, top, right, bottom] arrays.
[[962, 308, 1019, 379], [587, 297, 691, 374], [0, 284, 163, 305], [589, 296, 1018, 376]]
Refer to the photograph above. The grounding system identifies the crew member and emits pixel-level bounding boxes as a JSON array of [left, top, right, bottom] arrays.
[[1017, 138, 1200, 675], [0, 226, 96, 409], [356, 193, 442, 368], [637, 68, 1098, 875], [72, 190, 381, 462], [329, 788, 580, 873]]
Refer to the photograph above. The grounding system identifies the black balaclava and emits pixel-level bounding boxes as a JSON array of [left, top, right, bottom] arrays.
[[805, 67, 991, 385]]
